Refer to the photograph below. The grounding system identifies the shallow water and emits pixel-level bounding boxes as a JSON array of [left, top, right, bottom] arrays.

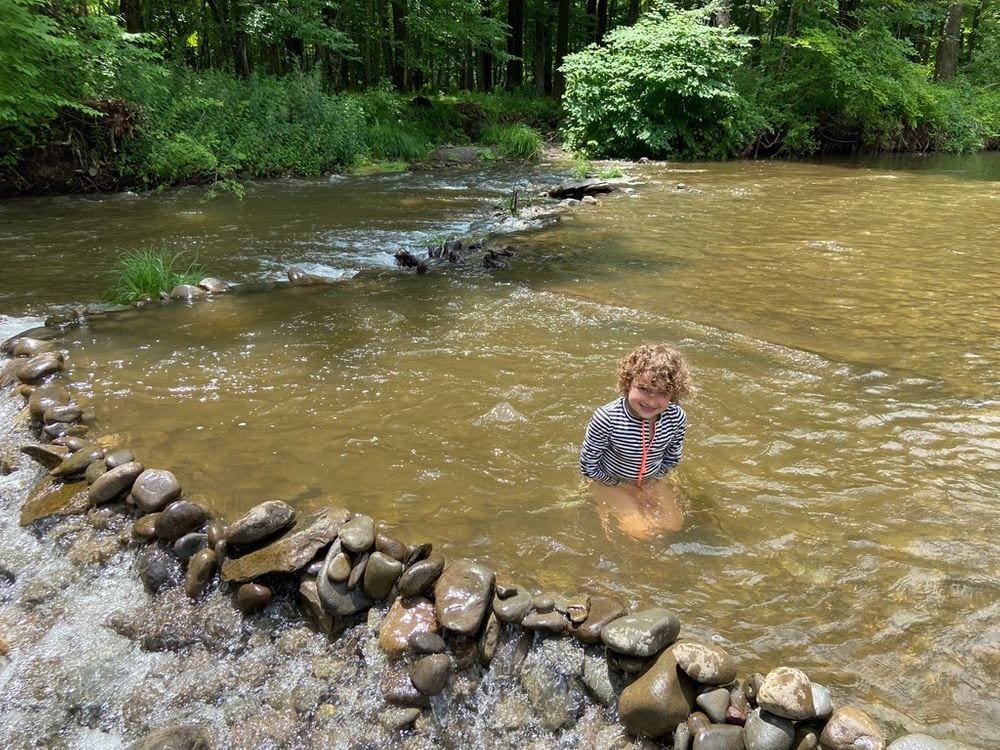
[[2, 156, 999, 745]]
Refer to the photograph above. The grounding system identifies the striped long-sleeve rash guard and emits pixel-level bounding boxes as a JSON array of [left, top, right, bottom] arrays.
[[579, 397, 687, 486]]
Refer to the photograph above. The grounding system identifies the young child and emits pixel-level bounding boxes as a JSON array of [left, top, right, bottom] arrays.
[[580, 343, 693, 538]]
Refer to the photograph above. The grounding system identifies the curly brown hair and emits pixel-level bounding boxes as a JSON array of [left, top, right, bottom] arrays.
[[616, 344, 693, 401]]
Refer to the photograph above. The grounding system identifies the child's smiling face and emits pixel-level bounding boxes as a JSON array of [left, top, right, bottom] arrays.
[[626, 372, 672, 420]]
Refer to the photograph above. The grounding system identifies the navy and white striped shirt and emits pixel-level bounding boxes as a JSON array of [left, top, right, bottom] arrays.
[[580, 397, 687, 485]]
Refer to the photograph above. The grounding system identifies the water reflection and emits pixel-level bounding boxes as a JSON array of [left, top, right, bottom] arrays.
[[4, 159, 999, 745]]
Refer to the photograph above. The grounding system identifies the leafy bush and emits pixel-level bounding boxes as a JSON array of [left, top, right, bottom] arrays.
[[560, 5, 751, 159], [115, 68, 368, 183], [104, 249, 203, 304], [481, 123, 542, 160]]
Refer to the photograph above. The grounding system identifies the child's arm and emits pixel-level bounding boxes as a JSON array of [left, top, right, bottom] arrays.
[[654, 409, 687, 476], [580, 411, 619, 485]]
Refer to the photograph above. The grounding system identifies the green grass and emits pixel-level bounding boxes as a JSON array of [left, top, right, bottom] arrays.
[[480, 124, 542, 160], [350, 160, 410, 175], [104, 248, 204, 304]]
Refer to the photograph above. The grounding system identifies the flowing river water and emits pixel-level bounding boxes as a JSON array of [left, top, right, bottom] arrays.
[[1, 155, 998, 747]]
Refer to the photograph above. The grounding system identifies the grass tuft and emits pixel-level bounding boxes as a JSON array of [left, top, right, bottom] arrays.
[[104, 248, 204, 304], [480, 124, 542, 160]]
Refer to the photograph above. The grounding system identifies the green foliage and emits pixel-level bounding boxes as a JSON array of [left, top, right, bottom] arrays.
[[560, 5, 752, 159], [366, 124, 432, 161], [570, 156, 625, 178], [0, 0, 77, 140], [480, 123, 542, 160], [104, 248, 204, 304], [202, 178, 246, 201], [115, 68, 368, 183], [738, 17, 1000, 156]]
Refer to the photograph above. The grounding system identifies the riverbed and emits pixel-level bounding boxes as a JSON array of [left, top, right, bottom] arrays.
[[1, 155, 998, 746]]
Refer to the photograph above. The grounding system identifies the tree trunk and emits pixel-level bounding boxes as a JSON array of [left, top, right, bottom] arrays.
[[586, 0, 597, 42], [391, 0, 407, 89], [553, 0, 569, 98], [506, 0, 525, 88], [627, 0, 639, 25], [479, 0, 493, 91], [838, 0, 861, 30], [119, 0, 143, 33], [965, 0, 984, 61], [533, 14, 548, 94], [934, 3, 963, 80], [714, 0, 731, 28], [596, 0, 608, 42]]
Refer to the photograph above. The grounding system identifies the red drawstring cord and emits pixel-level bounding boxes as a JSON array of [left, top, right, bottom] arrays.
[[637, 419, 656, 488]]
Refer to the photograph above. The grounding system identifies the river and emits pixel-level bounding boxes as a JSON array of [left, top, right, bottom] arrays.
[[1, 155, 998, 746]]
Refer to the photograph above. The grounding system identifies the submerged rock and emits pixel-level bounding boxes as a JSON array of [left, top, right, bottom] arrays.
[[20, 476, 89, 524], [19, 443, 70, 470]]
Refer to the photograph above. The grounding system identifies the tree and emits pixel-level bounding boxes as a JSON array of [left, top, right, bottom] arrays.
[[561, 6, 751, 156], [934, 3, 963, 80]]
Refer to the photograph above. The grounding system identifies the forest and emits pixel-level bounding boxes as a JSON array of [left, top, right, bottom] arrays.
[[1, 0, 998, 194]]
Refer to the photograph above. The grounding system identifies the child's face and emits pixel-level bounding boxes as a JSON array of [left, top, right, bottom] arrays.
[[626, 373, 672, 420]]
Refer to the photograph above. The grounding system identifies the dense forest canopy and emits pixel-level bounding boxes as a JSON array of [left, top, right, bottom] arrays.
[[1, 0, 998, 193]]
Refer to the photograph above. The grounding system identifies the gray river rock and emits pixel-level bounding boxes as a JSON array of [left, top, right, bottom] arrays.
[[601, 607, 680, 657], [153, 499, 208, 541], [673, 640, 738, 685], [433, 559, 495, 634], [362, 550, 403, 600], [408, 653, 450, 696], [744, 707, 795, 750], [27, 383, 69, 416], [339, 513, 375, 553], [50, 445, 104, 477], [568, 595, 627, 644], [15, 351, 64, 383], [820, 706, 885, 750], [131, 468, 182, 513], [225, 499, 295, 547], [89, 460, 145, 504], [395, 556, 444, 598]]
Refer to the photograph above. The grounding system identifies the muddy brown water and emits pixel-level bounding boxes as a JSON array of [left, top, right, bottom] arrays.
[[1, 157, 998, 745]]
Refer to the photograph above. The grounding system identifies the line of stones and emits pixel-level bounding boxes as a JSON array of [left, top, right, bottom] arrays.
[[1, 330, 944, 750]]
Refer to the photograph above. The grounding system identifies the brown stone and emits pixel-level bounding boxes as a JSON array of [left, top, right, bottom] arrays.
[[221, 506, 350, 582], [396, 556, 445, 598], [20, 476, 89, 525], [184, 548, 217, 598], [617, 644, 699, 739], [237, 582, 273, 615], [568, 595, 627, 644], [378, 597, 439, 660]]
